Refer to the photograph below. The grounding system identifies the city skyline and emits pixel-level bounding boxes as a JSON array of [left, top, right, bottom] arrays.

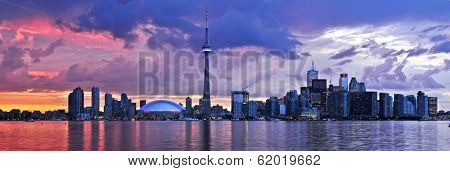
[[0, 0, 449, 112]]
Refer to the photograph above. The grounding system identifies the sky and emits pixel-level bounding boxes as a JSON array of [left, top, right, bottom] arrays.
[[0, 0, 449, 112]]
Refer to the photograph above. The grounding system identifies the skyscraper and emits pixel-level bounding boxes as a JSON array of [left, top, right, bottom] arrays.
[[311, 79, 327, 114], [231, 90, 249, 119], [120, 93, 129, 118], [328, 85, 349, 119], [231, 91, 245, 119], [428, 97, 438, 118], [306, 61, 319, 87], [285, 90, 299, 118], [417, 91, 429, 120], [104, 93, 113, 120], [339, 73, 349, 92], [68, 87, 84, 120], [379, 93, 393, 118], [349, 92, 377, 119], [406, 95, 417, 115], [248, 100, 263, 119], [265, 97, 278, 118], [185, 97, 192, 114], [393, 94, 406, 117], [91, 86, 100, 117], [200, 8, 212, 118], [349, 77, 359, 93]]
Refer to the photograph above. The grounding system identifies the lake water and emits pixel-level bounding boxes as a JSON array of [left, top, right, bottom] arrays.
[[0, 121, 449, 151]]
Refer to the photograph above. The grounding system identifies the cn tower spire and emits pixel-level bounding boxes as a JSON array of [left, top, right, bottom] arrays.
[[202, 7, 211, 52], [204, 7, 209, 44]]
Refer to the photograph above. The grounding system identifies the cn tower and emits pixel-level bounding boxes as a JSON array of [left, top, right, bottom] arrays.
[[200, 8, 211, 118]]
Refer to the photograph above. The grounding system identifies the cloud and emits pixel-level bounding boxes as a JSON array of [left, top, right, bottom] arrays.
[[410, 69, 445, 89], [406, 47, 427, 57], [445, 59, 450, 70], [362, 57, 445, 90], [421, 25, 449, 33], [28, 39, 64, 63], [321, 67, 336, 76], [430, 41, 450, 53], [334, 59, 353, 66], [430, 34, 447, 42], [329, 46, 357, 60], [58, 0, 303, 53], [1, 46, 26, 70]]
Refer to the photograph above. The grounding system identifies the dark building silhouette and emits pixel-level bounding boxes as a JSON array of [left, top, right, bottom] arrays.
[[417, 91, 429, 119], [311, 79, 327, 114], [68, 87, 84, 119], [428, 97, 438, 118], [104, 93, 113, 120], [231, 90, 249, 119], [139, 100, 147, 109], [393, 94, 406, 117], [265, 97, 278, 118], [349, 92, 377, 119], [91, 86, 100, 117], [406, 95, 417, 115], [285, 90, 299, 118], [328, 85, 349, 119], [379, 93, 393, 118]]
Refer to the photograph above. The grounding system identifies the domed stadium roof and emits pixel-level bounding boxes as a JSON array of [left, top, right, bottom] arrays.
[[140, 100, 184, 112]]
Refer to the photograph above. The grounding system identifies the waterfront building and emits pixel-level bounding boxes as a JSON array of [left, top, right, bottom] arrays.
[[379, 93, 393, 118], [248, 100, 263, 119], [140, 100, 185, 120], [393, 94, 406, 117], [406, 95, 417, 115], [299, 87, 310, 115], [278, 101, 286, 117], [311, 79, 327, 114], [428, 97, 438, 119], [211, 104, 225, 118], [349, 92, 377, 119], [265, 97, 278, 118], [104, 93, 113, 120], [68, 87, 84, 120], [285, 90, 299, 118], [120, 93, 129, 118], [417, 91, 429, 120], [231, 90, 249, 119], [128, 103, 136, 120], [328, 85, 349, 119], [91, 86, 100, 117]]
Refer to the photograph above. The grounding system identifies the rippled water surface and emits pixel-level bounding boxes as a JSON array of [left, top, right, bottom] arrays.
[[0, 121, 449, 151]]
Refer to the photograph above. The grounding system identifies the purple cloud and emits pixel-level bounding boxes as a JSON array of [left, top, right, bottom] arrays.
[[1, 46, 26, 70], [28, 39, 65, 63], [321, 67, 336, 76], [406, 47, 427, 57], [430, 34, 447, 42], [334, 59, 353, 66], [329, 46, 357, 60], [445, 59, 450, 70], [430, 41, 450, 53]]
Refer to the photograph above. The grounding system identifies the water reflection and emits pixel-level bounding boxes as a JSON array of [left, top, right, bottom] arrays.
[[1, 121, 450, 151]]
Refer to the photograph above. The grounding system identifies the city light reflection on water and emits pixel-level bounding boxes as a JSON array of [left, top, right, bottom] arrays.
[[0, 121, 449, 151]]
